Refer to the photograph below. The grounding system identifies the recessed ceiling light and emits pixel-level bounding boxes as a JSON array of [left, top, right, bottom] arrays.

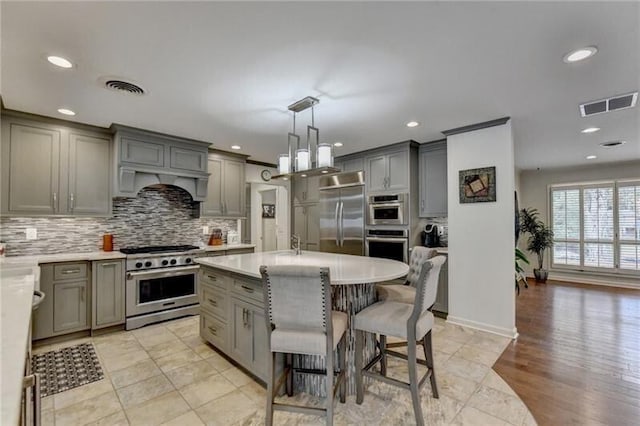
[[333, 142, 343, 147], [47, 55, 73, 68], [586, 155, 597, 160], [581, 127, 600, 134], [300, 174, 307, 178], [406, 121, 420, 128], [321, 170, 328, 174], [57, 108, 76, 116], [230, 145, 241, 150], [600, 140, 626, 148], [563, 46, 598, 63]]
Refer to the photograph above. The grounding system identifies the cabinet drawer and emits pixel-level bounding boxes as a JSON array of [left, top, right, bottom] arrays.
[[53, 263, 88, 281], [200, 283, 227, 319], [226, 248, 254, 255], [199, 268, 228, 289], [200, 312, 227, 350], [231, 278, 263, 304], [120, 137, 164, 167]]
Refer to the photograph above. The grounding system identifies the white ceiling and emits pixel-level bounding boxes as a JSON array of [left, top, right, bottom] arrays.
[[1, 1, 638, 170]]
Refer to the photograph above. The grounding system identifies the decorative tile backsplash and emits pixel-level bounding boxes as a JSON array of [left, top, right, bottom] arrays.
[[0, 185, 237, 256]]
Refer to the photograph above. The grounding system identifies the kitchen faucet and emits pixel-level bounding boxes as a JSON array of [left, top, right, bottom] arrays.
[[291, 234, 301, 255]]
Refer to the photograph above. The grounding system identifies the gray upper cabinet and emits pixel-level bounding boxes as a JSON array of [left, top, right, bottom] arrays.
[[170, 146, 207, 172], [293, 175, 320, 205], [92, 260, 125, 329], [201, 152, 246, 218], [419, 141, 448, 217], [1, 114, 112, 216], [365, 149, 409, 193], [120, 136, 165, 167], [342, 157, 365, 173]]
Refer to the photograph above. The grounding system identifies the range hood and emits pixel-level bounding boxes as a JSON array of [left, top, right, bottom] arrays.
[[111, 124, 211, 201]]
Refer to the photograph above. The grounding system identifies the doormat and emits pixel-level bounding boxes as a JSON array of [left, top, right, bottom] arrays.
[[31, 342, 104, 397]]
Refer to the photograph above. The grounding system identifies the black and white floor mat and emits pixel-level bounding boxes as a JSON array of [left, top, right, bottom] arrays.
[[31, 343, 104, 397]]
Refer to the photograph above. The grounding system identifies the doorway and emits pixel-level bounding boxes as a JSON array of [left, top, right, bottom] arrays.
[[249, 183, 289, 252]]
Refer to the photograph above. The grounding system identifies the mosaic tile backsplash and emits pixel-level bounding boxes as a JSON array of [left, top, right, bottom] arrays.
[[0, 185, 237, 256]]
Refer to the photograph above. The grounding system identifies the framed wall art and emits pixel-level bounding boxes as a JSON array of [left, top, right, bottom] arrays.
[[459, 166, 496, 203]]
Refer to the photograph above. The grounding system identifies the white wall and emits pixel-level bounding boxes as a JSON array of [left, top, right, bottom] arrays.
[[447, 121, 517, 338], [520, 160, 640, 288]]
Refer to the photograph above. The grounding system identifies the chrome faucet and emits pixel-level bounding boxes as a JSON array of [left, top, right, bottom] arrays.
[[291, 234, 301, 255]]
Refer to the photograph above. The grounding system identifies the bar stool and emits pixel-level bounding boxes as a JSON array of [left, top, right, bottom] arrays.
[[259, 265, 347, 426], [376, 246, 438, 304], [354, 256, 446, 426]]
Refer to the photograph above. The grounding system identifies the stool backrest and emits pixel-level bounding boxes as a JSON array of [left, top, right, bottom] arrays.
[[406, 247, 438, 287], [412, 255, 446, 315], [259, 265, 332, 334]]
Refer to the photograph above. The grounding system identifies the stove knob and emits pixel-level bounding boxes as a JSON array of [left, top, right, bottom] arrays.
[[162, 260, 169, 266], [135, 262, 143, 269], [145, 261, 152, 267], [170, 259, 177, 265], [185, 258, 192, 264]]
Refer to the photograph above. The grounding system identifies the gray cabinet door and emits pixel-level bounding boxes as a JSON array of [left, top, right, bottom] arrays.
[[293, 178, 307, 205], [169, 146, 207, 172], [32, 264, 55, 340], [419, 144, 448, 217], [294, 205, 307, 244], [230, 298, 253, 368], [68, 133, 111, 215], [306, 203, 320, 249], [387, 150, 409, 192], [120, 136, 165, 167], [5, 123, 60, 214], [92, 260, 125, 329], [366, 154, 387, 192], [343, 157, 364, 173], [53, 280, 89, 333], [305, 176, 320, 203], [249, 304, 268, 380], [223, 159, 245, 216], [202, 157, 224, 216]]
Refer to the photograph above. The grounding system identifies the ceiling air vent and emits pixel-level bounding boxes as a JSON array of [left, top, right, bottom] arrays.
[[104, 79, 145, 95], [599, 140, 626, 148], [580, 91, 638, 117]]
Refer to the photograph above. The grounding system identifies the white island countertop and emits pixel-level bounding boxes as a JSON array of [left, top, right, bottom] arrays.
[[197, 250, 409, 285], [1, 261, 40, 426]]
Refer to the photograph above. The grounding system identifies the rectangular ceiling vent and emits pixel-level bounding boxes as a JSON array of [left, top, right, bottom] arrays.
[[580, 91, 638, 117]]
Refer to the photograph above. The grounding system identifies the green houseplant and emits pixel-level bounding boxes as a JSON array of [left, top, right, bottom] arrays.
[[515, 247, 529, 294], [520, 208, 554, 283]]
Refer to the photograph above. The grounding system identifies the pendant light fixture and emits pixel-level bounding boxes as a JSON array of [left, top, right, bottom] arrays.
[[274, 96, 340, 179]]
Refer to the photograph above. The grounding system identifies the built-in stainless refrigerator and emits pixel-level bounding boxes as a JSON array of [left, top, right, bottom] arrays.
[[319, 171, 365, 256]]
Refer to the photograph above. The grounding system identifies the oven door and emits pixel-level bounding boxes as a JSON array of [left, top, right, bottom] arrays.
[[365, 237, 408, 263], [367, 203, 405, 225], [126, 265, 199, 317]]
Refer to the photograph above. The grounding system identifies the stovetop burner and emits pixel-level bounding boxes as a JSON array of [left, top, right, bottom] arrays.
[[120, 245, 200, 255]]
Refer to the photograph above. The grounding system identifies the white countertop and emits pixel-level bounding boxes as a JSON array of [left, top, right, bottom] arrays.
[[197, 250, 409, 285], [203, 244, 256, 252], [0, 262, 40, 426], [0, 251, 126, 265], [434, 247, 448, 254]]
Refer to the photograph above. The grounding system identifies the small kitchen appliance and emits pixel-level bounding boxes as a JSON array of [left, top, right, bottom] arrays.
[[226, 230, 240, 245], [367, 193, 408, 226], [422, 224, 441, 248]]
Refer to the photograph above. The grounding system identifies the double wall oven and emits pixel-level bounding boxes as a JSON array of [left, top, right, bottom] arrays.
[[122, 245, 202, 330], [365, 193, 410, 263], [367, 193, 408, 226]]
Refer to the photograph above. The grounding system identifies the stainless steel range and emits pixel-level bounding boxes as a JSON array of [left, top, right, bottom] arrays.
[[122, 245, 204, 330]]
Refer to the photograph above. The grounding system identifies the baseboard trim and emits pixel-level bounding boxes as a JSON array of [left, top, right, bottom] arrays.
[[526, 272, 640, 290], [446, 315, 518, 339]]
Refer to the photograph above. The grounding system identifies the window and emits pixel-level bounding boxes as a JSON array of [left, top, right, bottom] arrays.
[[550, 180, 640, 273]]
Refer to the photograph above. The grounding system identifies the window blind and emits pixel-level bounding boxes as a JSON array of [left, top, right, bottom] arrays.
[[618, 183, 640, 270]]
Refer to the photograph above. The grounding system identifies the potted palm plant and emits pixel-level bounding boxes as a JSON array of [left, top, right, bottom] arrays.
[[520, 208, 554, 283]]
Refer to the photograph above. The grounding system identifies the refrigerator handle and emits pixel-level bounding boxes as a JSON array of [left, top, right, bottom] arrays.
[[334, 201, 340, 246], [339, 201, 344, 247]]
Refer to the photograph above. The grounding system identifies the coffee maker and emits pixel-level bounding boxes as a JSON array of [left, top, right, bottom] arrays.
[[422, 224, 441, 247]]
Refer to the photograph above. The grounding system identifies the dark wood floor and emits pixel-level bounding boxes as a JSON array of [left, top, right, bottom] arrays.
[[493, 279, 640, 426]]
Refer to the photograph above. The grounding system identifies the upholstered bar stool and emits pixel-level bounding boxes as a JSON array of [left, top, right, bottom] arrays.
[[376, 246, 438, 304], [354, 256, 446, 426], [259, 265, 347, 426]]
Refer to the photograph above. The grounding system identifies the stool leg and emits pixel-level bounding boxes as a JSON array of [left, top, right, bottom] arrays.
[[355, 329, 364, 405], [285, 353, 293, 397], [407, 339, 425, 426], [379, 334, 387, 377], [266, 351, 275, 426], [339, 334, 346, 403], [422, 330, 439, 398], [326, 344, 334, 426]]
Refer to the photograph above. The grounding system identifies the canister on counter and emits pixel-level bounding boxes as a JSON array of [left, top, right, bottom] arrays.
[[103, 234, 114, 252]]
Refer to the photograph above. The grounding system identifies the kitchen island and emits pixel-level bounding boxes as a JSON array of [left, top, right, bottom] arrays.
[[196, 250, 409, 395]]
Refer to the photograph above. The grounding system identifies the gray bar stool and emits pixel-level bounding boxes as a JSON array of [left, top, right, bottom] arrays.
[[376, 246, 438, 304], [354, 256, 446, 426], [259, 265, 347, 426]]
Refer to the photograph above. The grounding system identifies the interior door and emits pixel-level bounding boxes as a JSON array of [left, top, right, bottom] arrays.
[[319, 188, 340, 253], [339, 186, 365, 256]]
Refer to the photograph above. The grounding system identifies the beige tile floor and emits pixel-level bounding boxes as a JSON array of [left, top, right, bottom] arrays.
[[34, 316, 537, 426]]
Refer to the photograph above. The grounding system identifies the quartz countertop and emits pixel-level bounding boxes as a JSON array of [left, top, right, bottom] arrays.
[[197, 250, 409, 285], [0, 262, 40, 426], [203, 244, 256, 252], [434, 247, 448, 254], [0, 251, 126, 265]]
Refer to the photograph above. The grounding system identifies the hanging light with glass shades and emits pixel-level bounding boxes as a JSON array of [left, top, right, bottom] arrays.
[[274, 96, 340, 179]]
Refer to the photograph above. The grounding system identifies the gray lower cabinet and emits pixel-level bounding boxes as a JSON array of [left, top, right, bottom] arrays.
[[33, 262, 91, 340], [201, 152, 247, 217], [92, 260, 125, 329], [1, 115, 112, 216], [419, 141, 448, 217], [432, 254, 448, 315], [199, 267, 269, 381]]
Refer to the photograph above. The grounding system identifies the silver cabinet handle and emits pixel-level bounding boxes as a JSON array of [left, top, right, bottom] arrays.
[[242, 308, 247, 327], [421, 200, 425, 211], [81, 286, 85, 302], [240, 285, 254, 293], [208, 298, 218, 307], [52, 192, 57, 211], [208, 326, 218, 336], [206, 275, 218, 281], [70, 193, 75, 211], [23, 373, 41, 426], [61, 269, 81, 274], [99, 262, 118, 267]]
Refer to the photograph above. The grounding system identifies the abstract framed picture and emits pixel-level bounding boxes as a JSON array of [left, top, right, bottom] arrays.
[[459, 166, 496, 203], [262, 204, 276, 218]]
